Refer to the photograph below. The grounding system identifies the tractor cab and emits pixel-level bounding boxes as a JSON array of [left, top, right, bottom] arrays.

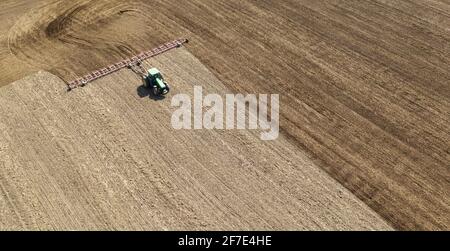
[[143, 68, 170, 96]]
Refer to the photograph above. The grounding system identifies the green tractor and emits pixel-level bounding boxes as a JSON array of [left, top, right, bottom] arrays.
[[142, 68, 170, 96]]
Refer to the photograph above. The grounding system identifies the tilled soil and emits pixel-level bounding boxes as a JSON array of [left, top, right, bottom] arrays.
[[0, 48, 392, 230], [0, 0, 449, 230]]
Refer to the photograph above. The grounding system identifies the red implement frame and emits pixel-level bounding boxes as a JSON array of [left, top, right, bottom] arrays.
[[67, 38, 189, 90]]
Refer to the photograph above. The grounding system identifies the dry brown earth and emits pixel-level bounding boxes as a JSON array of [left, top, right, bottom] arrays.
[[0, 0, 449, 230], [0, 48, 392, 230]]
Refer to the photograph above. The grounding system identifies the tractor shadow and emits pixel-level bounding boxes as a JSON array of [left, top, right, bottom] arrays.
[[137, 85, 166, 101]]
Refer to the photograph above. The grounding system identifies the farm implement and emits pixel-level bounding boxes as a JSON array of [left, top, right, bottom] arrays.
[[67, 38, 189, 95]]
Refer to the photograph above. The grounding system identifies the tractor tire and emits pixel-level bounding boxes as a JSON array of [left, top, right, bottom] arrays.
[[163, 84, 170, 95], [152, 86, 160, 96]]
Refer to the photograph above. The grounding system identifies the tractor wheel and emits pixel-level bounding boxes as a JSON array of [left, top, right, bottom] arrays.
[[152, 86, 160, 96], [163, 84, 170, 95]]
